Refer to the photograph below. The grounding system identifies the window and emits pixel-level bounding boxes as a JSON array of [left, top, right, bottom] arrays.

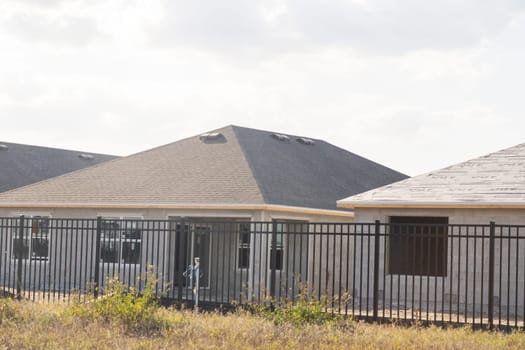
[[270, 222, 285, 271], [100, 217, 142, 264], [269, 220, 309, 271], [12, 216, 50, 261], [388, 216, 448, 277], [237, 223, 251, 269]]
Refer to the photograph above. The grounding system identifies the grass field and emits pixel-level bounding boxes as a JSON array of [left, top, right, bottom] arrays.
[[1, 298, 525, 350]]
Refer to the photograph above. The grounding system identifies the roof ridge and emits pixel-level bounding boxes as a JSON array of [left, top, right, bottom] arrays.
[[230, 126, 269, 204], [230, 126, 403, 177], [0, 140, 117, 157], [230, 125, 322, 141]]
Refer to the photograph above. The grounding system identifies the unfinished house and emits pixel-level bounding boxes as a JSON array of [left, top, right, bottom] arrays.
[[338, 143, 525, 326]]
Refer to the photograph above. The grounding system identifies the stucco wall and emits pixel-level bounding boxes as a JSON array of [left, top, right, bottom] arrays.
[[0, 206, 353, 303]]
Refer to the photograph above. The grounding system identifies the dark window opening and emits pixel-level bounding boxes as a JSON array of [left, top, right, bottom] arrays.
[[174, 222, 212, 288], [270, 249, 283, 270], [100, 218, 142, 264], [270, 222, 285, 271], [122, 241, 141, 264], [13, 216, 49, 261], [389, 216, 448, 277], [13, 238, 30, 259], [101, 241, 119, 263], [238, 223, 251, 269]]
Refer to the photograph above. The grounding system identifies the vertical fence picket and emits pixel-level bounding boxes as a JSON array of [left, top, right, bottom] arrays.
[[16, 215, 24, 300], [488, 221, 496, 329], [373, 220, 380, 321], [93, 217, 102, 299]]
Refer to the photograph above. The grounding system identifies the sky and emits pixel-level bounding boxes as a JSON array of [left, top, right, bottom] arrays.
[[1, 0, 524, 176]]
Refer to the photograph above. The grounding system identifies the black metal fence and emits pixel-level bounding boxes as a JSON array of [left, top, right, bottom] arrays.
[[1, 216, 524, 329]]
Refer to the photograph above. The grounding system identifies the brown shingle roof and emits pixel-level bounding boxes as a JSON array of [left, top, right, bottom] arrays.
[[0, 126, 264, 206], [0, 125, 408, 210]]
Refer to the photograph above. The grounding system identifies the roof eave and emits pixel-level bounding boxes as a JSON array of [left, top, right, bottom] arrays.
[[0, 202, 354, 218], [337, 201, 525, 209]]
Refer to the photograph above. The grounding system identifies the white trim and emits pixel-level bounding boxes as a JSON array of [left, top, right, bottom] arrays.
[[165, 212, 254, 220], [11, 211, 52, 217], [97, 212, 144, 219], [337, 201, 525, 209], [268, 214, 311, 222], [0, 203, 353, 218]]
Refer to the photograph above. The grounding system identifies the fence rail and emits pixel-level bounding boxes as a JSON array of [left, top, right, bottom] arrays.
[[1, 216, 524, 329]]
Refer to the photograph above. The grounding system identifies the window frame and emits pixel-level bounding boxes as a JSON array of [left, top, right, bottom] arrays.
[[388, 216, 449, 277], [100, 216, 142, 265], [269, 220, 309, 272], [12, 216, 50, 262], [172, 220, 213, 288], [270, 221, 285, 271], [237, 222, 251, 270]]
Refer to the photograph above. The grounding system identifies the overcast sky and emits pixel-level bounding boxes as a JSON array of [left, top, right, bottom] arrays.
[[1, 0, 524, 176]]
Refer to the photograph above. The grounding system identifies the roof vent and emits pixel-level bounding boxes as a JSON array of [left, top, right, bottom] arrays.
[[296, 137, 315, 145], [0, 144, 8, 151], [78, 153, 94, 160], [271, 133, 290, 142], [199, 132, 222, 141]]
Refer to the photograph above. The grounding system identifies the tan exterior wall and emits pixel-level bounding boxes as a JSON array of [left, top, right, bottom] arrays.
[[0, 206, 353, 302]]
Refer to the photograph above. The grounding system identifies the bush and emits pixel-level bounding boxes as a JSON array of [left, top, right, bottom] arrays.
[[253, 292, 345, 327], [69, 273, 166, 335], [0, 298, 18, 324]]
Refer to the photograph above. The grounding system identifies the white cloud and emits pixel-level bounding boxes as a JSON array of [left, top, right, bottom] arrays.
[[0, 0, 524, 176], [144, 0, 525, 55], [3, 13, 102, 46]]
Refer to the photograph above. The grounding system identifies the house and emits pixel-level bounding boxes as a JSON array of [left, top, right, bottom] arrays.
[[0, 141, 118, 193], [0, 125, 406, 301], [337, 143, 525, 322]]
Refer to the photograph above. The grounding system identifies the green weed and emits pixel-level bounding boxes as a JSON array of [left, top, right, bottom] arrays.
[[252, 291, 346, 327], [68, 272, 166, 335]]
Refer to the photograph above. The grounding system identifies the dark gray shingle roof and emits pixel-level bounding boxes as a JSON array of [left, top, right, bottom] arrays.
[[0, 126, 407, 211], [233, 126, 408, 210], [0, 141, 118, 193]]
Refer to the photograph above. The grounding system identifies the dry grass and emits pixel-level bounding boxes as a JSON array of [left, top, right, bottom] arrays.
[[1, 300, 525, 349]]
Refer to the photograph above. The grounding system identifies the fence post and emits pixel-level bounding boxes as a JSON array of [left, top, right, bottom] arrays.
[[270, 221, 277, 300], [93, 216, 102, 299], [373, 220, 380, 321], [177, 219, 186, 302], [488, 221, 496, 329], [194, 257, 200, 311], [16, 215, 24, 300]]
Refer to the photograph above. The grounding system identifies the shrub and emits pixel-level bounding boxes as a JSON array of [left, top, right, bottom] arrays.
[[252, 291, 345, 327], [69, 273, 166, 335], [0, 298, 18, 324]]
